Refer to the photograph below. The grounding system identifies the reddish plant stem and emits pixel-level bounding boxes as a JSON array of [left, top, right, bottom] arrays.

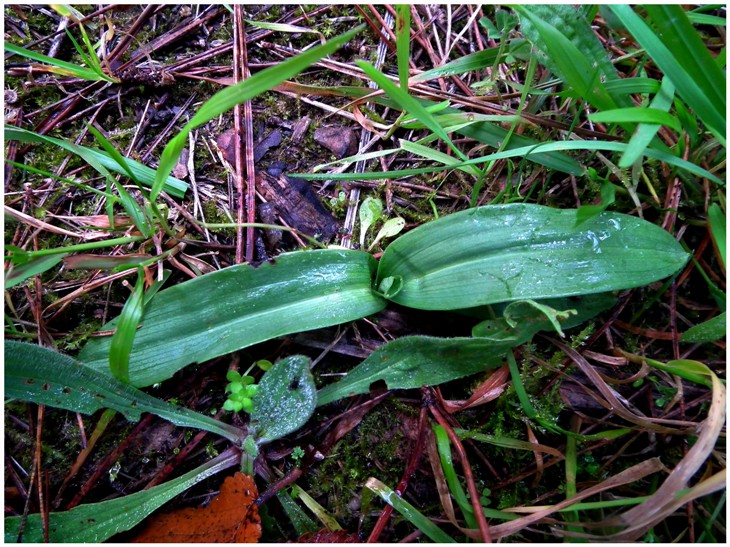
[[427, 389, 492, 543], [66, 414, 155, 510], [367, 403, 428, 542]]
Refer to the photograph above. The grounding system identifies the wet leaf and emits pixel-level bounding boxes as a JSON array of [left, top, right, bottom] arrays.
[[131, 472, 261, 543], [250, 355, 317, 444], [5, 341, 242, 443], [359, 196, 383, 248], [79, 250, 385, 387], [317, 336, 512, 406], [377, 204, 689, 310]]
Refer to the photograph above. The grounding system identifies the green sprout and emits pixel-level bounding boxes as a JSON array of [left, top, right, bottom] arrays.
[[223, 369, 258, 413]]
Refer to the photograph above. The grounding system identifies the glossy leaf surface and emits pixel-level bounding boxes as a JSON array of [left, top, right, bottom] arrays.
[[5, 341, 242, 443], [79, 250, 386, 387], [377, 204, 689, 310], [317, 336, 511, 406]]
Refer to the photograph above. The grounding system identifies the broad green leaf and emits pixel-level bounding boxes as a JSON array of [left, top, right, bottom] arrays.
[[5, 341, 243, 443], [376, 204, 689, 310], [153, 26, 363, 200], [250, 355, 316, 444], [317, 336, 512, 406], [4, 253, 66, 289], [4, 447, 239, 543], [79, 250, 386, 387], [708, 203, 726, 269], [4, 126, 187, 198], [359, 196, 383, 248], [682, 313, 726, 344]]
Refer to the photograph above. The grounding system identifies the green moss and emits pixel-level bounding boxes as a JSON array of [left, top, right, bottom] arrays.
[[305, 400, 418, 526]]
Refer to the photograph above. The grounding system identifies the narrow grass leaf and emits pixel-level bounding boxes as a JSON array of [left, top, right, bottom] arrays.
[[400, 140, 482, 177], [4, 42, 109, 82], [377, 204, 689, 310], [294, 139, 723, 186], [396, 5, 411, 89], [606, 5, 725, 144], [588, 108, 682, 133], [619, 77, 676, 168], [708, 203, 726, 269], [245, 19, 324, 43], [356, 60, 468, 162], [365, 478, 456, 543], [5, 126, 187, 198], [79, 250, 385, 387], [412, 41, 528, 83], [5, 160, 115, 199], [433, 425, 479, 529], [152, 26, 364, 201], [4, 254, 67, 289], [317, 336, 511, 406], [5, 340, 243, 443], [4, 447, 239, 543], [109, 268, 146, 383]]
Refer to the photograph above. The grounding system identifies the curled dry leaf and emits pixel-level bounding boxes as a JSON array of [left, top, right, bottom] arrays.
[[131, 472, 261, 543]]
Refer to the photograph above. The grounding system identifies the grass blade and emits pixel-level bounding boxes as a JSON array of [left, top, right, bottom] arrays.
[[606, 5, 726, 144], [396, 5, 411, 89], [356, 60, 468, 162], [109, 268, 146, 383], [294, 139, 723, 185], [588, 107, 682, 133], [4, 41, 110, 82], [365, 477, 456, 543], [4, 446, 239, 542], [618, 77, 675, 168], [152, 25, 364, 201], [5, 126, 188, 198]]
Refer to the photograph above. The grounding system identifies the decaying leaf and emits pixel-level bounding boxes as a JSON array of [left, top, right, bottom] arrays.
[[131, 472, 261, 543]]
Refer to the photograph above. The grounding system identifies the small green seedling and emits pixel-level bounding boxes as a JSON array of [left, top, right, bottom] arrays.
[[223, 370, 259, 413], [358, 196, 405, 251]]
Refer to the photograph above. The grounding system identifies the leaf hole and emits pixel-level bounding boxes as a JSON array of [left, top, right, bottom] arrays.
[[41, 383, 51, 391]]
